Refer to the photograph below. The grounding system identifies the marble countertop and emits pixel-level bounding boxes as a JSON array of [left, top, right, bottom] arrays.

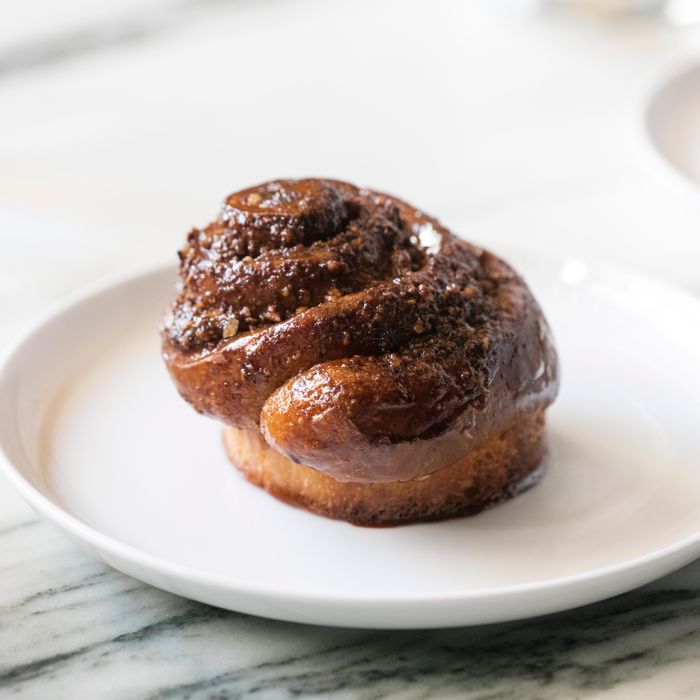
[[6, 517, 700, 699], [3, 1, 700, 697]]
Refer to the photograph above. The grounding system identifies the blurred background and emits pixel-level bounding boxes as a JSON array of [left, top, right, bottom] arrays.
[[2, 0, 700, 348]]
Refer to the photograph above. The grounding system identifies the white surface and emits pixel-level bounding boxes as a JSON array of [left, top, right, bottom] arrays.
[[2, 254, 700, 628]]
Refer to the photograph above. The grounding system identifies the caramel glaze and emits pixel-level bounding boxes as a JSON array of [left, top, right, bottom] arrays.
[[162, 179, 559, 483]]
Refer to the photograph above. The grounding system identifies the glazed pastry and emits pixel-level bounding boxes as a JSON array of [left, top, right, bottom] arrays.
[[162, 179, 559, 526]]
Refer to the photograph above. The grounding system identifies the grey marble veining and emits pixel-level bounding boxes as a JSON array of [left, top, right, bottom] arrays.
[[4, 515, 700, 699]]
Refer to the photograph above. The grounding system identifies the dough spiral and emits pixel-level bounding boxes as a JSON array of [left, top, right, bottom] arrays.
[[162, 179, 558, 487]]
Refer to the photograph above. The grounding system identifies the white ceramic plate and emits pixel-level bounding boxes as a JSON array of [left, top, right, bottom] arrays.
[[2, 253, 700, 629], [642, 61, 700, 200]]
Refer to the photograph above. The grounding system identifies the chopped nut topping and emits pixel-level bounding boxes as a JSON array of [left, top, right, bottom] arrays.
[[223, 318, 239, 338], [263, 306, 281, 323], [247, 192, 262, 206]]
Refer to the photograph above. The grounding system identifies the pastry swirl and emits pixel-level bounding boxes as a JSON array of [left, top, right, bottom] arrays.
[[162, 179, 558, 490]]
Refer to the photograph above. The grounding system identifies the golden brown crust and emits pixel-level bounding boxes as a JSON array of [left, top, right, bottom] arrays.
[[224, 410, 547, 526], [162, 179, 559, 486]]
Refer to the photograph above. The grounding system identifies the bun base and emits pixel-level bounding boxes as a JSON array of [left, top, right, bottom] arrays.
[[223, 411, 546, 527]]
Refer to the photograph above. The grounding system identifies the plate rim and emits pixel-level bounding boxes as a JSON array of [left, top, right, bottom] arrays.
[[2, 260, 700, 619], [636, 58, 700, 207]]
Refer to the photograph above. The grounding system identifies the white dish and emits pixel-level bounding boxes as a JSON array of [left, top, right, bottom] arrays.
[[2, 254, 700, 629], [642, 61, 700, 200]]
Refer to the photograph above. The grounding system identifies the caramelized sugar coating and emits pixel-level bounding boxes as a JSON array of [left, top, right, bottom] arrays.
[[162, 179, 559, 483]]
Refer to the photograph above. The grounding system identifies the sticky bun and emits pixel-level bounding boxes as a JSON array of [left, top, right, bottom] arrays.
[[162, 179, 559, 525]]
